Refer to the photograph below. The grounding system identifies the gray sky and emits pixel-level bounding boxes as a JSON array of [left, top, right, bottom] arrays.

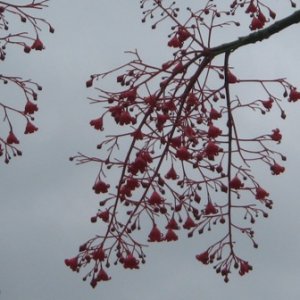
[[1, 1, 300, 299]]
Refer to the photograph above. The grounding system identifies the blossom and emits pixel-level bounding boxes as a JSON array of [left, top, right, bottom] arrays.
[[24, 121, 38, 134], [24, 101, 38, 114], [97, 210, 110, 223], [289, 88, 300, 102], [207, 125, 222, 138], [31, 37, 44, 50], [270, 163, 285, 175], [148, 224, 163, 242], [205, 201, 218, 215], [270, 128, 282, 142], [196, 251, 209, 264], [148, 191, 163, 206], [165, 218, 179, 230], [64, 256, 78, 272], [183, 216, 196, 229], [229, 176, 244, 189], [90, 117, 103, 130], [165, 229, 178, 241], [123, 254, 139, 269], [93, 180, 110, 194], [6, 131, 19, 144], [255, 187, 269, 200], [96, 268, 111, 281], [176, 146, 191, 161], [92, 247, 106, 261], [165, 166, 178, 180]]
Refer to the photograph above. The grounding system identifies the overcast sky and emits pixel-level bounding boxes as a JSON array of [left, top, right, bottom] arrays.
[[1, 1, 300, 299]]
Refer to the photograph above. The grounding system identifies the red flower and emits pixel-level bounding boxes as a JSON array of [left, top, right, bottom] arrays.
[[168, 35, 182, 48], [289, 88, 300, 102], [262, 98, 274, 110], [196, 251, 209, 264], [250, 17, 264, 30], [148, 191, 163, 206], [93, 180, 110, 194], [90, 117, 103, 130], [207, 125, 222, 138], [183, 216, 196, 229], [239, 260, 252, 276], [24, 121, 38, 134], [97, 268, 111, 281], [165, 218, 179, 230], [227, 71, 238, 83], [205, 141, 221, 160], [230, 176, 244, 189], [148, 224, 163, 242], [92, 247, 106, 261], [255, 187, 269, 200], [165, 166, 178, 180], [31, 37, 44, 50], [98, 210, 110, 223], [165, 229, 178, 242], [176, 146, 191, 161], [209, 108, 222, 120], [123, 254, 139, 269], [24, 101, 38, 114], [205, 201, 218, 215], [270, 128, 282, 142], [270, 163, 285, 175], [64, 256, 78, 272], [6, 131, 19, 144]]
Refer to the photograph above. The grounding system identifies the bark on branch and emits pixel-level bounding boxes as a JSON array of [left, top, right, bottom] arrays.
[[211, 9, 300, 55]]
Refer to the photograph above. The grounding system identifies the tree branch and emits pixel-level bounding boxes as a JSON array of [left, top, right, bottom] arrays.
[[211, 9, 300, 55]]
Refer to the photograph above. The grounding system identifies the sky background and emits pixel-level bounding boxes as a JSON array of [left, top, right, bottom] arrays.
[[1, 1, 300, 299]]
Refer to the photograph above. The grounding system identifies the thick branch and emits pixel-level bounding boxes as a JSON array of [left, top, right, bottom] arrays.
[[210, 9, 300, 55]]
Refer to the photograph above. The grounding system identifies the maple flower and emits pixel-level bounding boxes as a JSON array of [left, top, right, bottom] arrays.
[[229, 176, 244, 189], [209, 108, 222, 120], [183, 216, 196, 229], [207, 125, 222, 138], [270, 163, 285, 175], [165, 166, 178, 180], [165, 218, 179, 230], [270, 128, 282, 142], [90, 117, 104, 130], [97, 268, 111, 282], [6, 131, 19, 144], [24, 121, 38, 134], [148, 224, 163, 242], [205, 141, 221, 160], [196, 251, 209, 264], [227, 70, 238, 83], [204, 201, 218, 215], [255, 187, 269, 200], [93, 180, 110, 194], [148, 191, 163, 206], [289, 88, 300, 102], [262, 98, 274, 110], [31, 37, 44, 50], [24, 101, 38, 114], [123, 254, 139, 269], [239, 260, 252, 276], [97, 210, 110, 223], [165, 229, 178, 242], [167, 35, 182, 48], [176, 146, 191, 161], [64, 256, 78, 272], [92, 247, 106, 261], [250, 17, 264, 30]]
